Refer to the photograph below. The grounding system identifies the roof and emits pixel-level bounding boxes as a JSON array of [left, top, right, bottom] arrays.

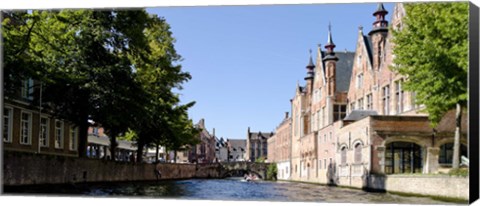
[[343, 110, 378, 121], [335, 51, 355, 92], [88, 135, 137, 151], [248, 132, 274, 140], [363, 35, 373, 67], [228, 139, 246, 150], [374, 3, 388, 15]]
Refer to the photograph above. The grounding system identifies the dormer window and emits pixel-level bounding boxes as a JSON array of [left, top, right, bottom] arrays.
[[21, 78, 34, 100]]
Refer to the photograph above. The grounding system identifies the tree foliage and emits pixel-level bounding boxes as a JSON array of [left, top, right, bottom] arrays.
[[391, 2, 468, 126], [2, 9, 198, 161]]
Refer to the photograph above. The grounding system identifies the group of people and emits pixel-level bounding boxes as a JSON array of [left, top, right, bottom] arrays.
[[243, 173, 258, 181]]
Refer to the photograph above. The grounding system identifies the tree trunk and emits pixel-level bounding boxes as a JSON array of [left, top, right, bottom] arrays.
[[174, 149, 177, 163], [136, 139, 144, 163], [155, 143, 159, 163], [452, 103, 462, 169], [109, 129, 118, 162], [77, 114, 89, 158]]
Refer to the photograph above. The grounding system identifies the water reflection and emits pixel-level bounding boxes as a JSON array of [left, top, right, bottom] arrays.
[[6, 178, 457, 204]]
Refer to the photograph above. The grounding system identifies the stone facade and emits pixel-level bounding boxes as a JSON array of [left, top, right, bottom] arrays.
[[246, 127, 274, 162], [268, 112, 292, 180], [188, 119, 216, 163], [269, 3, 469, 199], [227, 139, 246, 162]]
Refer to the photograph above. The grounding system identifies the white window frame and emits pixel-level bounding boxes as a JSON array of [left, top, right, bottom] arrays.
[[20, 111, 32, 145], [40, 116, 50, 147], [356, 73, 364, 88], [3, 107, 13, 143], [69, 125, 78, 151], [358, 97, 364, 110], [55, 120, 64, 149], [366, 94, 373, 110], [21, 78, 34, 100]]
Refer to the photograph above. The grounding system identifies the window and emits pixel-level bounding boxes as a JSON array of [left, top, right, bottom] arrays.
[[358, 98, 364, 110], [341, 147, 347, 165], [321, 107, 325, 127], [382, 85, 390, 115], [354, 143, 362, 163], [385, 142, 423, 174], [395, 80, 404, 114], [40, 117, 49, 147], [55, 120, 64, 149], [93, 127, 99, 136], [329, 158, 332, 168], [333, 104, 346, 122], [411, 91, 418, 109], [329, 132, 332, 141], [350, 102, 355, 112], [439, 143, 468, 165], [20, 112, 32, 145], [21, 79, 34, 100], [356, 73, 364, 88], [3, 107, 13, 142], [69, 125, 78, 151], [324, 134, 326, 143], [357, 54, 362, 65], [366, 94, 373, 110], [324, 158, 327, 169]]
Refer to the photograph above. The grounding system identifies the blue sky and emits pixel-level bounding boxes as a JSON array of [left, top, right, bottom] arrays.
[[146, 3, 394, 139]]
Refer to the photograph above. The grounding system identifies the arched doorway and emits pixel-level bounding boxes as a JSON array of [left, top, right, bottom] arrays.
[[384, 142, 423, 174]]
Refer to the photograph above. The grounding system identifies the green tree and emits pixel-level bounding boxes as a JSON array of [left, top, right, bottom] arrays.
[[392, 2, 468, 169]]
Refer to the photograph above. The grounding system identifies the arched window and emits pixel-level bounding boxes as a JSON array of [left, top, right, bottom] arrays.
[[354, 143, 362, 163], [341, 147, 347, 165], [439, 143, 468, 165]]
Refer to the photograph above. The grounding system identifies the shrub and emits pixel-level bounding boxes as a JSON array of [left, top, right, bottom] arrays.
[[266, 163, 278, 180], [448, 168, 469, 177]]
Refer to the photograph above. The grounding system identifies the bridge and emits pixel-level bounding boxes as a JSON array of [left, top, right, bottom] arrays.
[[220, 162, 271, 179], [195, 162, 271, 179]]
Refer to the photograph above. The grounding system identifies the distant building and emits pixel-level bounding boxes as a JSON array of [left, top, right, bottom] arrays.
[[227, 139, 246, 162], [268, 112, 292, 180], [246, 127, 274, 162], [215, 137, 228, 162], [188, 119, 216, 163], [87, 124, 137, 162]]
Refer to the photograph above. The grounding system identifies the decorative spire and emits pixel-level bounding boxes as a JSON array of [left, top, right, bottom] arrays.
[[305, 49, 315, 80], [326, 22, 334, 47], [369, 3, 389, 35], [373, 3, 388, 16], [323, 23, 338, 62], [307, 49, 315, 68]]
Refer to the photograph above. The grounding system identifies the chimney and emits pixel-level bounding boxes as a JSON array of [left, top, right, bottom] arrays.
[[213, 128, 215, 137], [285, 112, 289, 119]]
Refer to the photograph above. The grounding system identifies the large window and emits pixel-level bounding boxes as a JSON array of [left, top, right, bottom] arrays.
[[384, 142, 423, 174], [20, 112, 32, 145], [55, 120, 64, 149], [366, 94, 373, 110], [3, 107, 13, 142], [358, 98, 364, 110], [356, 73, 364, 88], [439, 143, 468, 165], [354, 143, 362, 163], [333, 104, 347, 122], [69, 125, 78, 151], [21, 79, 34, 100], [40, 116, 49, 147], [382, 85, 390, 115], [395, 80, 404, 114], [341, 147, 347, 165]]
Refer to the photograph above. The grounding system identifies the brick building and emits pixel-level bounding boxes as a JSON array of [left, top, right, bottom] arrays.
[[272, 3, 468, 188], [3, 79, 79, 157], [267, 112, 292, 180], [188, 119, 216, 163], [246, 127, 274, 162]]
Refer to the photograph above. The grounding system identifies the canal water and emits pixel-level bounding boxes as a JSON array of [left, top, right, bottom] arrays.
[[5, 178, 458, 204]]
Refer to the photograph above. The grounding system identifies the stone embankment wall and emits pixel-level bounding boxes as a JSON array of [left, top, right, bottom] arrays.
[[366, 174, 469, 200], [3, 151, 222, 186]]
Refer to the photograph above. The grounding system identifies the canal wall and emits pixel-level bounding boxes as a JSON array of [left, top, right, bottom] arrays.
[[366, 174, 469, 200], [3, 151, 226, 186]]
